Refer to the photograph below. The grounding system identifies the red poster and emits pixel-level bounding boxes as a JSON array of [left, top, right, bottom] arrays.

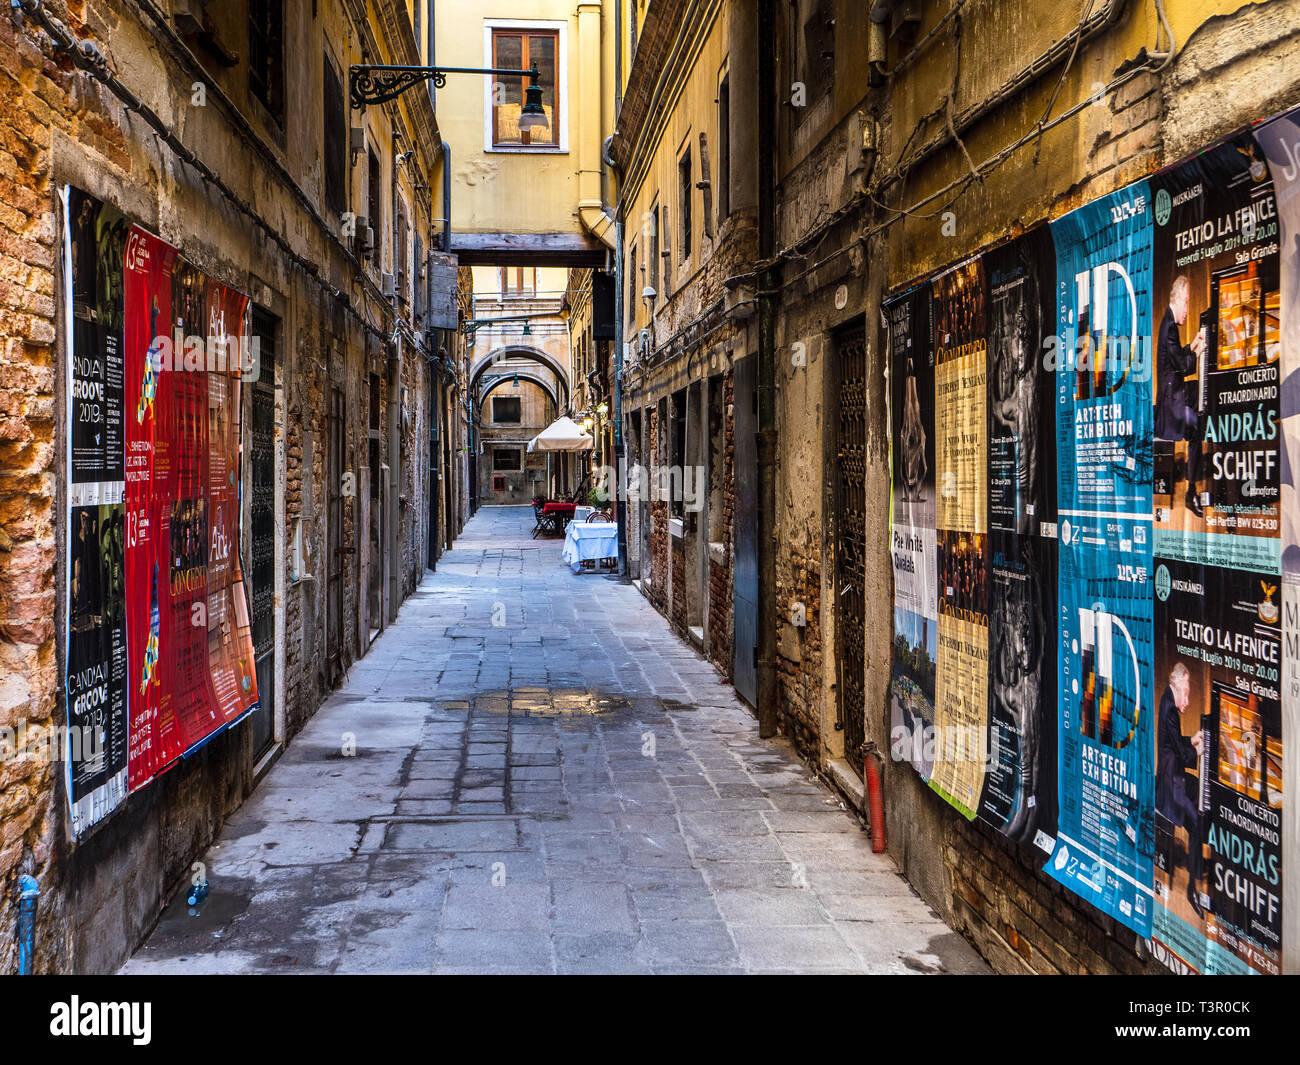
[[202, 280, 259, 725], [161, 258, 214, 753], [122, 226, 260, 790], [123, 226, 179, 789]]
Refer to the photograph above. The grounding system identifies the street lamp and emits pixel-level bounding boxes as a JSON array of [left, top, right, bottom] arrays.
[[519, 80, 549, 132], [350, 62, 549, 136]]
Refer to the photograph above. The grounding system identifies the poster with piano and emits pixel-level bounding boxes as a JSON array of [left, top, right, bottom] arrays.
[[980, 227, 1059, 845], [62, 187, 130, 835], [1247, 103, 1300, 977], [929, 258, 990, 819], [1151, 559, 1282, 974], [1150, 133, 1282, 574], [1046, 184, 1157, 936], [888, 283, 938, 781]]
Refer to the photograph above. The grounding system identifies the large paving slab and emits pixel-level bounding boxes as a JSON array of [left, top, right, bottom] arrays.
[[121, 506, 989, 975]]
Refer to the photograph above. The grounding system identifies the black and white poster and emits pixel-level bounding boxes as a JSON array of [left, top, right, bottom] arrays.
[[981, 226, 1059, 845]]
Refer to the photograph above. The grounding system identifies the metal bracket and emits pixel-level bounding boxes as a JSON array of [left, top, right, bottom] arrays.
[[349, 63, 540, 110]]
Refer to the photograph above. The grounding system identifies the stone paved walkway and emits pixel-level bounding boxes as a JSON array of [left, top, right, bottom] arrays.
[[122, 506, 988, 974]]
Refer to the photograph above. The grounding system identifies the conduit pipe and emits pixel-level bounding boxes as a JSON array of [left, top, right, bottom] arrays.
[[876, 0, 1132, 190]]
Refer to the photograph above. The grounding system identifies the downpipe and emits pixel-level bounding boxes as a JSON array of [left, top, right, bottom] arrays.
[[863, 743, 888, 853], [17, 874, 39, 974], [755, 0, 779, 738]]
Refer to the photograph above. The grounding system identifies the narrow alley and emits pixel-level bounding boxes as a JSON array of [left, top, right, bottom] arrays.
[[121, 507, 985, 975]]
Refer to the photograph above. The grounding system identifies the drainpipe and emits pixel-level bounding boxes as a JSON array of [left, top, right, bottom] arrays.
[[755, 0, 778, 738], [441, 142, 452, 252], [868, 1, 896, 87], [576, 2, 616, 251], [17, 874, 38, 975]]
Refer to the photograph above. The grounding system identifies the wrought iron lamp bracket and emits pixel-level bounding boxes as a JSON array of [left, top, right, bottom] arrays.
[[350, 63, 540, 110]]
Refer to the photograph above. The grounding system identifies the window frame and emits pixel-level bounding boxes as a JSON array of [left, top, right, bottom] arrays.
[[323, 51, 347, 216], [717, 71, 731, 223], [493, 446, 523, 471], [483, 19, 569, 154], [677, 147, 693, 269], [247, 0, 285, 126], [499, 266, 538, 296], [492, 396, 522, 424]]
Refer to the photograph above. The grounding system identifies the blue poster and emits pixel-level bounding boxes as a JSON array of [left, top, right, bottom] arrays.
[[1046, 184, 1158, 936]]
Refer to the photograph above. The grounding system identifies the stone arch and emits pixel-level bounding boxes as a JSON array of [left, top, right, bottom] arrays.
[[469, 344, 570, 410], [481, 371, 560, 411]]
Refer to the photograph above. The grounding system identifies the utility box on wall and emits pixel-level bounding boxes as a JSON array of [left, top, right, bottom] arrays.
[[427, 252, 459, 331]]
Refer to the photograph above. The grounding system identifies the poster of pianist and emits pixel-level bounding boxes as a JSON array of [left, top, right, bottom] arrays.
[[1151, 558, 1283, 975], [1150, 131, 1282, 574]]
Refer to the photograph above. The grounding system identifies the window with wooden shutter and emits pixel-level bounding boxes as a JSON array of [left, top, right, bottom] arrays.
[[248, 0, 285, 125]]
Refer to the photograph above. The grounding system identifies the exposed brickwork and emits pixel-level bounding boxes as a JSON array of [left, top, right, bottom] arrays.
[[774, 543, 822, 760], [947, 810, 1160, 975], [0, 12, 73, 974], [0, 1, 452, 974], [646, 409, 669, 612], [707, 370, 734, 678], [670, 536, 687, 633]]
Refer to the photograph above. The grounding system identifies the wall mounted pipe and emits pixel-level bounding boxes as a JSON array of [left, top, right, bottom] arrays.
[[17, 875, 39, 975]]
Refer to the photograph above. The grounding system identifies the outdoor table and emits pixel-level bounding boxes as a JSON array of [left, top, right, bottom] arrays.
[[533, 500, 577, 538], [562, 521, 618, 572]]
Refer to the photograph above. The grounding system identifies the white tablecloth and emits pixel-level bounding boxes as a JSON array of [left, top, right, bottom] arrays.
[[572, 505, 595, 523], [562, 521, 618, 571]]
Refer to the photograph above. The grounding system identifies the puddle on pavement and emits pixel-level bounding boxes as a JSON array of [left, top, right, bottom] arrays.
[[449, 688, 631, 717], [135, 876, 256, 957]]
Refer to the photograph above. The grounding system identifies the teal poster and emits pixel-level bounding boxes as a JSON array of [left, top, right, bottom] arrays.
[[1047, 183, 1157, 936]]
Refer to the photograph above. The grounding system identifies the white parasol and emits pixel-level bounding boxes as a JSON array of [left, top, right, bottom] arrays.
[[527, 415, 594, 452]]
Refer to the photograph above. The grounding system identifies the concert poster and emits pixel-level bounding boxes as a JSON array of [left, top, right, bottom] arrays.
[[930, 258, 990, 818], [1150, 133, 1282, 573], [1151, 559, 1282, 974]]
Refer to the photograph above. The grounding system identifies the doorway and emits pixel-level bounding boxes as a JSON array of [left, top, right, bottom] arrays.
[[732, 354, 757, 706], [326, 386, 345, 686], [248, 306, 277, 757], [833, 322, 868, 777]]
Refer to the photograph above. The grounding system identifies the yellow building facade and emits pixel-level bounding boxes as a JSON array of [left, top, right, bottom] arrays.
[[433, 0, 620, 264]]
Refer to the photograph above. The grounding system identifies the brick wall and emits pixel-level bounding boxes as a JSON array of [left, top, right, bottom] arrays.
[[670, 537, 687, 633], [647, 409, 669, 612], [0, 13, 72, 973], [774, 543, 822, 760], [946, 797, 1158, 974], [707, 370, 734, 678], [0, 3, 437, 973]]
